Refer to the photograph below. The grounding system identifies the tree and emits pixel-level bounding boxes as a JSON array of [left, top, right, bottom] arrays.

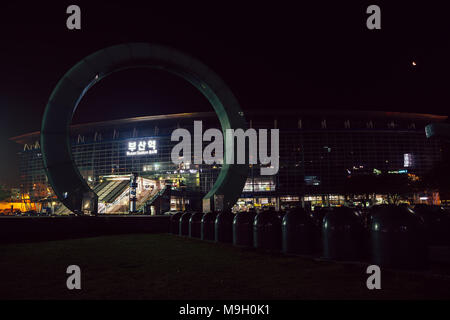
[[344, 172, 416, 205], [0, 185, 11, 202], [421, 161, 450, 193], [374, 173, 415, 205], [343, 174, 378, 206]]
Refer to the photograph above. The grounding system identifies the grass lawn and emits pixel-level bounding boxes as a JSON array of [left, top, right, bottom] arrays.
[[1, 233, 450, 300]]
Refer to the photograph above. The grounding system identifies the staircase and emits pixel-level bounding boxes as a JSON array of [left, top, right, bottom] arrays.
[[136, 188, 158, 212], [141, 186, 169, 210], [54, 180, 129, 215]]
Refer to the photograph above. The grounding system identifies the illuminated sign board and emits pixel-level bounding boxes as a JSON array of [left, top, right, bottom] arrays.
[[404, 153, 412, 167], [388, 169, 408, 174], [126, 140, 157, 156]]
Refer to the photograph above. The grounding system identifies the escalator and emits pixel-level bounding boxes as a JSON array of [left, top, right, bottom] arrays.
[[102, 181, 129, 203], [138, 186, 170, 213], [54, 203, 72, 215], [97, 180, 124, 202], [54, 180, 129, 215], [136, 188, 158, 212], [53, 177, 162, 215]]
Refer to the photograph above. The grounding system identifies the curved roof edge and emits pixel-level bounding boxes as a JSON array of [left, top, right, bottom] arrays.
[[10, 109, 448, 144]]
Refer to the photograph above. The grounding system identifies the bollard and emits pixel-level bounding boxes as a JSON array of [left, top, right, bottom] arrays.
[[369, 204, 428, 269], [215, 210, 234, 243], [170, 211, 184, 235], [233, 211, 256, 247], [413, 204, 450, 246], [253, 210, 282, 251], [322, 206, 365, 261], [201, 211, 217, 241], [282, 207, 319, 255], [179, 211, 193, 236], [189, 212, 203, 238]]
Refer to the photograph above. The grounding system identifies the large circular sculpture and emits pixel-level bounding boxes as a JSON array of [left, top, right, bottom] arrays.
[[41, 43, 248, 214]]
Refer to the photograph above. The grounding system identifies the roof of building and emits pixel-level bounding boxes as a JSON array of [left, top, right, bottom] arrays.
[[10, 109, 448, 144]]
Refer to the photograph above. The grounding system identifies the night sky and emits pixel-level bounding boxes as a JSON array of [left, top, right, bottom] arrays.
[[0, 2, 449, 186]]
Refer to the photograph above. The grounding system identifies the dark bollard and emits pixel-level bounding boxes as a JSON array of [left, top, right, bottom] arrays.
[[253, 210, 282, 251], [322, 207, 365, 261], [215, 210, 234, 243], [189, 212, 203, 238], [170, 211, 184, 235], [179, 211, 193, 236], [282, 208, 320, 255], [201, 211, 217, 241], [309, 207, 330, 254], [233, 211, 256, 247], [369, 205, 428, 269], [413, 204, 450, 246], [276, 210, 285, 219]]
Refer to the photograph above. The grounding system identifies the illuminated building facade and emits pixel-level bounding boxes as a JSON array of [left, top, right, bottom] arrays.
[[10, 110, 447, 212]]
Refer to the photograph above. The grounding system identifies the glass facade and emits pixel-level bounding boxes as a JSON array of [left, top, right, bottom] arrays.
[[11, 110, 445, 212]]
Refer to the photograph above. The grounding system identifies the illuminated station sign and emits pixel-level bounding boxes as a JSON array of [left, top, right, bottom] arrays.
[[126, 140, 157, 156]]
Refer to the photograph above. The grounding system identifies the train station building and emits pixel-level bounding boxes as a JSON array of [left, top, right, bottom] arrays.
[[10, 109, 447, 214]]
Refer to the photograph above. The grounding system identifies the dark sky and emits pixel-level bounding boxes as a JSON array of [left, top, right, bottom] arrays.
[[0, 2, 449, 186]]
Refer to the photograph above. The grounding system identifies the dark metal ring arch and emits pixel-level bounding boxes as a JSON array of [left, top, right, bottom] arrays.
[[41, 43, 248, 213]]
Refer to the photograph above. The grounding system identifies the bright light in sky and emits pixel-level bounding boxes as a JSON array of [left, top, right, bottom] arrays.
[[412, 61, 417, 66]]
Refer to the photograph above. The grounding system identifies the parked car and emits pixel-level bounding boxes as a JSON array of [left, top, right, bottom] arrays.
[[1, 209, 15, 216]]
